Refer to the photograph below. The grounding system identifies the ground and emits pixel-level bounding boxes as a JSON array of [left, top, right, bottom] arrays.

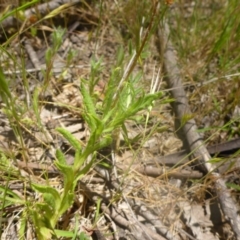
[[0, 1, 240, 240]]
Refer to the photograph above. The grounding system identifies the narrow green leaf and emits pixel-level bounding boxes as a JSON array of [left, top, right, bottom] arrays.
[[79, 232, 90, 240], [82, 112, 97, 131], [83, 134, 112, 159], [19, 214, 27, 240], [92, 114, 104, 137], [226, 182, 240, 191], [56, 128, 82, 151], [31, 183, 61, 211], [116, 46, 124, 66], [207, 158, 223, 164], [102, 68, 120, 115], [102, 106, 117, 124], [89, 57, 103, 93], [97, 161, 111, 169], [55, 229, 76, 238], [34, 202, 54, 226], [54, 161, 75, 190], [39, 226, 54, 239], [0, 185, 24, 207], [32, 87, 42, 127], [73, 149, 85, 171], [0, 67, 11, 100], [45, 48, 53, 65], [107, 92, 162, 129], [94, 198, 102, 225], [56, 149, 67, 165], [92, 135, 112, 151], [0, 196, 23, 206], [76, 157, 94, 180], [59, 192, 74, 215], [55, 229, 90, 239], [32, 183, 60, 198], [80, 82, 97, 117], [86, 131, 97, 149], [0, 186, 22, 200]]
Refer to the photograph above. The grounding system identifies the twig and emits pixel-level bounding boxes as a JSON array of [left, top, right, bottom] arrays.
[[132, 164, 203, 179], [76, 180, 167, 240], [25, 39, 41, 70], [101, 203, 166, 240], [130, 200, 180, 240]]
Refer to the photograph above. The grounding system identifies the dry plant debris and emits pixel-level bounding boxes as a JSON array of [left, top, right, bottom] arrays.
[[0, 0, 240, 240]]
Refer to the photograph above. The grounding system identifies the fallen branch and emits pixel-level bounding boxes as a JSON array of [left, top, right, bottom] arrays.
[[130, 164, 203, 179], [157, 17, 240, 239]]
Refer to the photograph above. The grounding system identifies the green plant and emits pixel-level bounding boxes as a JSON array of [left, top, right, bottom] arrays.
[[0, 1, 171, 239], [23, 55, 164, 239]]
